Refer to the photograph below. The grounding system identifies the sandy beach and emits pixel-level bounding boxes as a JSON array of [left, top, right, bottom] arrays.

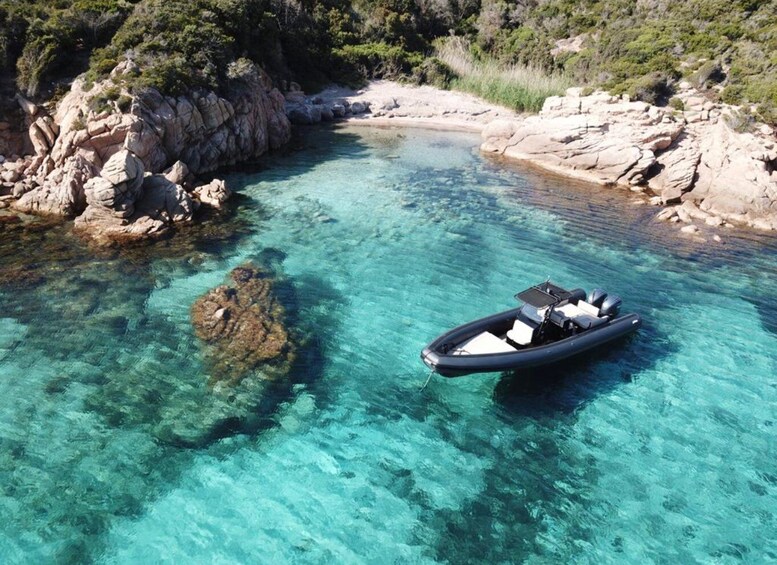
[[314, 80, 519, 132], [304, 80, 777, 234]]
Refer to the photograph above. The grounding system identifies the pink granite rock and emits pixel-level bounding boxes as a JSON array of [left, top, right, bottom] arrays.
[[482, 89, 777, 230]]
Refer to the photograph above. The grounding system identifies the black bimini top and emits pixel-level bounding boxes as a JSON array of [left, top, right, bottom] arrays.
[[515, 281, 572, 308]]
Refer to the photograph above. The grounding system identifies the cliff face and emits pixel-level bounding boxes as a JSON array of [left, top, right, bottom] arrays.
[[0, 99, 34, 158], [6, 61, 291, 240]]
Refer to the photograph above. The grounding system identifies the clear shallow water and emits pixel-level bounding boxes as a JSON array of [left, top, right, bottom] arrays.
[[1, 125, 776, 563]]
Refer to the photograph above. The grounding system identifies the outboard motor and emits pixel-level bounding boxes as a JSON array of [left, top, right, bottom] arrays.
[[587, 288, 608, 308], [600, 294, 622, 318], [567, 288, 587, 304]]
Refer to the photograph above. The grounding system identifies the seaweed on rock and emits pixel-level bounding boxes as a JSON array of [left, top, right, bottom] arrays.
[[77, 260, 303, 449], [191, 264, 296, 385]]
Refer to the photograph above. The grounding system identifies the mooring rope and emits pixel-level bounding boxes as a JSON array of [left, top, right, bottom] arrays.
[[420, 369, 435, 391]]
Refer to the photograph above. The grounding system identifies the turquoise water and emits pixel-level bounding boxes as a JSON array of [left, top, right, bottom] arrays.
[[1, 125, 776, 563]]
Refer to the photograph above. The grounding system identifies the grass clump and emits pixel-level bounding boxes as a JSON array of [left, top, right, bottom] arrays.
[[436, 38, 571, 112], [409, 57, 455, 88], [668, 96, 685, 111], [88, 84, 122, 114], [724, 108, 756, 133]]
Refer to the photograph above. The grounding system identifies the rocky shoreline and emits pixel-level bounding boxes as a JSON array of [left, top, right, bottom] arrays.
[[0, 61, 290, 242], [1, 73, 775, 240], [286, 81, 777, 236], [481, 87, 777, 233], [285, 80, 515, 132]]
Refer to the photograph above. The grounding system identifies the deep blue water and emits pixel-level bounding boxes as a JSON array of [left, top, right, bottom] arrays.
[[0, 125, 776, 563]]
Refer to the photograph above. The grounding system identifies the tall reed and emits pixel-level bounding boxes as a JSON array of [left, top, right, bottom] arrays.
[[436, 38, 571, 113]]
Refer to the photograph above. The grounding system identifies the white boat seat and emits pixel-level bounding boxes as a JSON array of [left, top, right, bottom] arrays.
[[506, 318, 535, 346], [453, 331, 516, 355], [576, 300, 600, 317], [554, 301, 607, 330]]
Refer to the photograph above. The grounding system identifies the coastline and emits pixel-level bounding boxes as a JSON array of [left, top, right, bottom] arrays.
[[299, 80, 777, 238], [2, 76, 775, 243], [3, 115, 776, 564], [335, 116, 487, 133]]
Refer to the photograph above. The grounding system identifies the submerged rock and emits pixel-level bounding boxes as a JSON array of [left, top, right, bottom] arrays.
[[191, 264, 294, 384]]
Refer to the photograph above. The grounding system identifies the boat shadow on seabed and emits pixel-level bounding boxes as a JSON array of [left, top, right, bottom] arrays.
[[491, 327, 670, 416]]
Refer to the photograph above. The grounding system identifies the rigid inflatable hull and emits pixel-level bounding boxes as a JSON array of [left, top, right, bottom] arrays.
[[421, 308, 642, 378]]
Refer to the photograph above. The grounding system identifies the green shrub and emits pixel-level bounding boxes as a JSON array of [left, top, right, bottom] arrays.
[[610, 72, 674, 105], [16, 37, 58, 97], [132, 56, 192, 95], [88, 84, 121, 113], [92, 56, 118, 75], [71, 115, 86, 130], [492, 27, 556, 70], [755, 102, 777, 127], [410, 57, 455, 88], [724, 108, 755, 133], [116, 94, 132, 112], [668, 96, 685, 111], [8, 0, 133, 98], [690, 60, 725, 90], [332, 42, 424, 85]]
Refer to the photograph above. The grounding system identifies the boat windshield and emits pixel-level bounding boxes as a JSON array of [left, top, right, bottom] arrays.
[[515, 282, 571, 307]]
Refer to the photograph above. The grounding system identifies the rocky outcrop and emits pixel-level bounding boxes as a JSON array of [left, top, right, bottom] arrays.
[[647, 133, 700, 202], [6, 60, 291, 239], [191, 265, 294, 383], [482, 91, 683, 187], [83, 149, 145, 216], [163, 160, 191, 186], [285, 91, 368, 125], [29, 116, 59, 156], [74, 151, 196, 241], [193, 178, 230, 209], [691, 121, 777, 229], [482, 88, 777, 230]]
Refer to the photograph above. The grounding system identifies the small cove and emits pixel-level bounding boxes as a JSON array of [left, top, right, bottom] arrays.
[[0, 124, 775, 563]]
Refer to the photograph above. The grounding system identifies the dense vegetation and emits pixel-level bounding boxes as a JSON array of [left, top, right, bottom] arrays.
[[469, 0, 777, 123], [0, 0, 776, 122]]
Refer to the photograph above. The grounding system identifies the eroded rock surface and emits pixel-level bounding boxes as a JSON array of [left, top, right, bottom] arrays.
[[482, 91, 683, 187], [6, 61, 291, 239], [72, 150, 196, 241], [191, 265, 294, 383], [193, 179, 230, 209], [482, 88, 777, 230]]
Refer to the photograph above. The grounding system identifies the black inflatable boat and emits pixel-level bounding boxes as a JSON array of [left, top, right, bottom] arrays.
[[420, 281, 641, 377]]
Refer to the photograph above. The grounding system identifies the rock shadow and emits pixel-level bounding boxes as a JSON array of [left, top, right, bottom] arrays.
[[0, 237, 345, 563]]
